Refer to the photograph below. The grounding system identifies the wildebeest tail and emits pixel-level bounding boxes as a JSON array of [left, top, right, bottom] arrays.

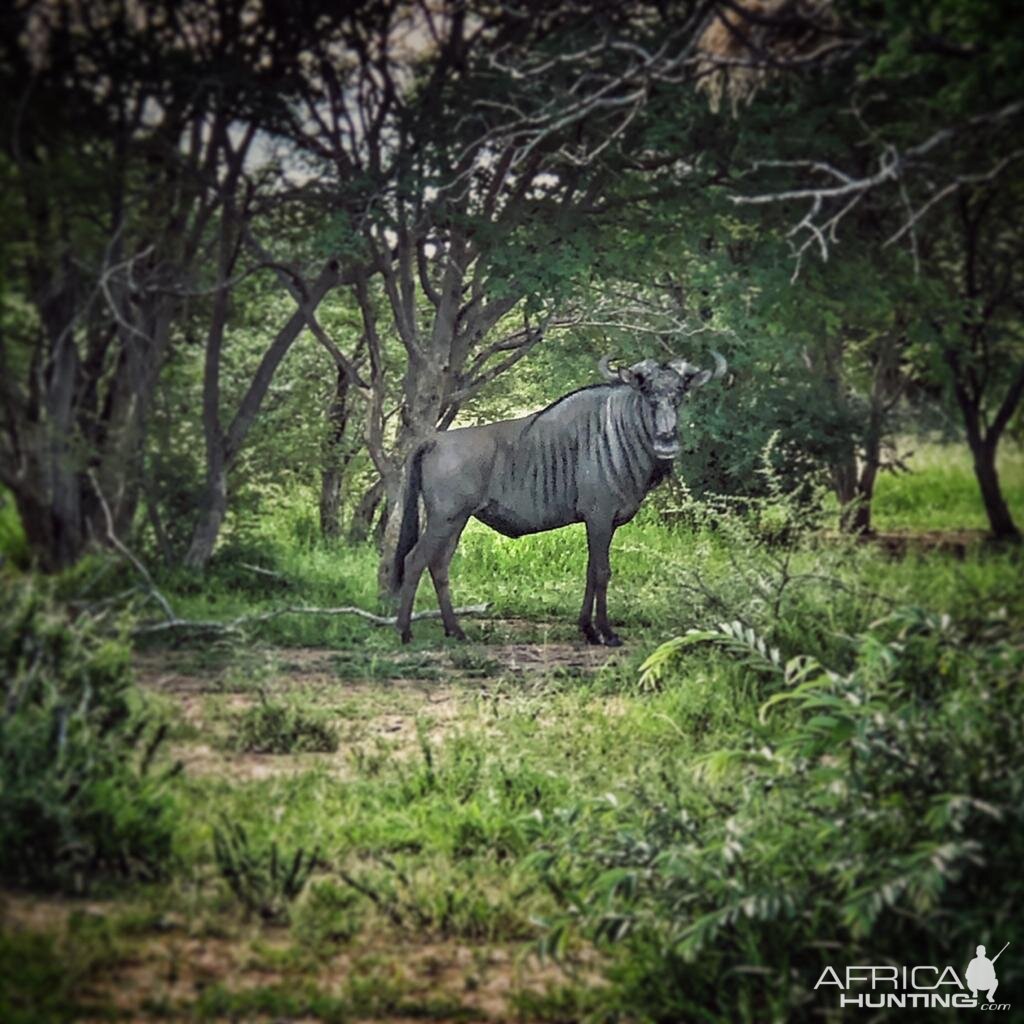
[[390, 443, 429, 593]]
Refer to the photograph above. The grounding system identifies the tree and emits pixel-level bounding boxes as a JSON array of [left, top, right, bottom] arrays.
[[0, 0, 215, 568], [281, 0, 752, 588], [925, 181, 1024, 539], [715, 0, 1024, 537], [0, 0, 363, 569]]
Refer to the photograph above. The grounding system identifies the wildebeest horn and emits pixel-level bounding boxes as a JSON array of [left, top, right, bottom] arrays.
[[598, 354, 620, 382], [668, 356, 700, 377], [670, 352, 728, 383]]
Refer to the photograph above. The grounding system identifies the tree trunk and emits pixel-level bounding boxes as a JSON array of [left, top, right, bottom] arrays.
[[319, 466, 343, 541], [348, 477, 384, 543], [184, 238, 231, 572], [840, 404, 884, 537], [319, 364, 351, 541], [377, 490, 406, 597], [835, 330, 902, 536], [373, 495, 390, 547], [11, 482, 81, 572], [184, 456, 228, 568], [375, 355, 448, 594], [970, 438, 1020, 540], [831, 453, 860, 531], [946, 346, 1022, 543], [848, 402, 886, 535], [808, 337, 866, 534], [182, 261, 341, 569]]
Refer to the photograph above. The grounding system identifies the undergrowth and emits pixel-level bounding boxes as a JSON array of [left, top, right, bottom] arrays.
[[0, 578, 179, 892], [0, 443, 1021, 1021], [228, 692, 340, 754]]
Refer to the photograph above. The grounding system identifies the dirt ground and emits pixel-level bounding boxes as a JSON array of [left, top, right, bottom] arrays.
[[135, 639, 624, 782], [2, 888, 595, 1022]]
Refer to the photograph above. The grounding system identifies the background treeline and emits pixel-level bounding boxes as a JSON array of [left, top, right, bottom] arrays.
[[2, 0, 1022, 583]]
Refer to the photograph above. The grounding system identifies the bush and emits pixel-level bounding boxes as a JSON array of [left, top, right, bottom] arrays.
[[213, 820, 319, 923], [536, 607, 1024, 1021], [230, 694, 339, 754], [0, 577, 180, 892], [292, 879, 363, 950]]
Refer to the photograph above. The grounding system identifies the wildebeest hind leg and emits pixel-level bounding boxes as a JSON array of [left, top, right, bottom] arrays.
[[578, 561, 599, 645], [429, 517, 469, 639], [396, 526, 456, 644]]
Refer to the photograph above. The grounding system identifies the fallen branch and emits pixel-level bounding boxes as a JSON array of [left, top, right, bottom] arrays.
[[240, 562, 291, 584], [133, 603, 490, 637], [87, 470, 488, 639]]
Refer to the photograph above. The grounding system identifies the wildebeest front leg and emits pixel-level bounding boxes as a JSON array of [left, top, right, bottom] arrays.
[[428, 518, 469, 640], [578, 555, 599, 644], [581, 519, 621, 646]]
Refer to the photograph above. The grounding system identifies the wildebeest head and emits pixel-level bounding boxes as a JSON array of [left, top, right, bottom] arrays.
[[599, 352, 727, 460]]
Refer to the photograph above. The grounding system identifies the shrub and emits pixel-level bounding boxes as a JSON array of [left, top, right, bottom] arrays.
[[0, 577, 179, 892], [230, 694, 339, 754], [213, 820, 319, 923], [536, 607, 1024, 1021], [292, 879, 363, 950]]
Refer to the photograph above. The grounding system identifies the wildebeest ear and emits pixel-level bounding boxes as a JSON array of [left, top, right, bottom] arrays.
[[626, 358, 660, 388]]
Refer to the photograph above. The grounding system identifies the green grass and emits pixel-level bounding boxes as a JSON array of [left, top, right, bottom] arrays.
[[872, 440, 1024, 531], [3, 442, 1024, 1021], [124, 438, 1021, 649]]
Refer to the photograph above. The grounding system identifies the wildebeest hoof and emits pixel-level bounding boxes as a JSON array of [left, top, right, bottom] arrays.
[[602, 633, 623, 647], [445, 627, 467, 641], [581, 625, 602, 645], [400, 630, 412, 645]]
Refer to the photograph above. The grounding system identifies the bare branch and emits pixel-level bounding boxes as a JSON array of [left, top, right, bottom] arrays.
[[133, 603, 490, 637], [729, 101, 1024, 277], [88, 469, 176, 624]]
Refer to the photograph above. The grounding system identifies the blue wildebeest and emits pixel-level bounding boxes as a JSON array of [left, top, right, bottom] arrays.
[[392, 353, 727, 645]]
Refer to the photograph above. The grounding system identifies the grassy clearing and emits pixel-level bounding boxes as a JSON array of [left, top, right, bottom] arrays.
[[2, 443, 1023, 1021], [871, 439, 1024, 531]]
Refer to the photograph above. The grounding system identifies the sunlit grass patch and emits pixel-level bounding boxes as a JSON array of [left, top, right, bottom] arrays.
[[872, 440, 1024, 531]]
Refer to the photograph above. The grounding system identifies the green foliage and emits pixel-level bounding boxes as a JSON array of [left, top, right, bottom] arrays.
[[291, 879, 363, 951], [0, 931, 79, 1024], [0, 577, 179, 892], [212, 819, 320, 923], [0, 489, 29, 568], [532, 602, 1024, 1020], [4, 447, 1022, 1020], [229, 693, 339, 754]]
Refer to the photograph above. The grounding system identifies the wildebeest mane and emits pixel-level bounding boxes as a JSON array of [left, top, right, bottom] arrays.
[[524, 381, 622, 433]]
